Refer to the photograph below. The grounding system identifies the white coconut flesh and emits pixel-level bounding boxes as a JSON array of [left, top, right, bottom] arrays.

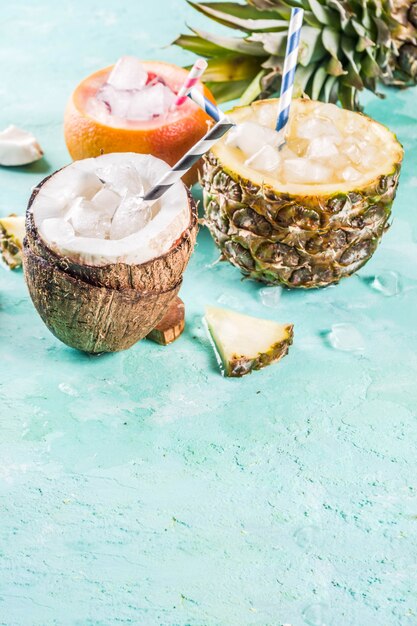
[[0, 125, 43, 166], [30, 152, 190, 266], [217, 99, 403, 195]]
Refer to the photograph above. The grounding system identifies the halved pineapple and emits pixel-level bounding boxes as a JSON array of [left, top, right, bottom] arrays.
[[202, 99, 404, 288], [0, 214, 25, 269], [204, 305, 293, 377]]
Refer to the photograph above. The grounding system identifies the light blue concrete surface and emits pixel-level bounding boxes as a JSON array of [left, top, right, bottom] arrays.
[[1, 2, 417, 625]]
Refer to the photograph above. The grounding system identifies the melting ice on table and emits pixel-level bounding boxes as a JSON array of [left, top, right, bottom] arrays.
[[327, 323, 365, 352]]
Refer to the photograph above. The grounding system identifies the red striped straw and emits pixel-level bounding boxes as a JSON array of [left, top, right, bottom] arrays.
[[173, 58, 208, 108]]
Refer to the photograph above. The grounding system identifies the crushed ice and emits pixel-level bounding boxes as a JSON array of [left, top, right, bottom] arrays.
[[228, 102, 387, 186], [87, 56, 176, 124], [40, 161, 154, 241]]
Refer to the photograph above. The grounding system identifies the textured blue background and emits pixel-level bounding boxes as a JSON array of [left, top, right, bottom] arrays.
[[1, 2, 417, 625]]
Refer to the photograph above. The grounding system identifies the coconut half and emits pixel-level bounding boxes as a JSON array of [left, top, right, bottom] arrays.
[[23, 152, 197, 352]]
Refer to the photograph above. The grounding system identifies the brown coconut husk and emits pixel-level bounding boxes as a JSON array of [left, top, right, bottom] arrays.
[[26, 183, 198, 292], [23, 246, 183, 353], [23, 173, 198, 353]]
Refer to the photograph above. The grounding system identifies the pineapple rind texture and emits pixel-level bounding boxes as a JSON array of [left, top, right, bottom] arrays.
[[203, 154, 401, 288], [201, 101, 403, 289], [227, 334, 293, 377], [204, 306, 294, 377], [0, 215, 25, 269]]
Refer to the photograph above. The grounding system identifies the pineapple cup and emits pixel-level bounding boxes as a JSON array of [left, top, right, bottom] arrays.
[[202, 99, 404, 289]]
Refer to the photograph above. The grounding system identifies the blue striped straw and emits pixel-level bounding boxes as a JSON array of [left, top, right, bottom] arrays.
[[276, 7, 304, 133], [187, 87, 224, 123]]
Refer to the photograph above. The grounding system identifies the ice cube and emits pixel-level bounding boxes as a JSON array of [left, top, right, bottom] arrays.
[[327, 153, 350, 171], [110, 196, 151, 239], [40, 218, 75, 245], [327, 323, 364, 352], [96, 84, 131, 118], [259, 286, 283, 308], [307, 136, 339, 159], [127, 83, 174, 120], [371, 271, 401, 296], [97, 162, 146, 197], [313, 102, 344, 122], [91, 187, 121, 218], [245, 144, 281, 173], [283, 158, 333, 184], [297, 117, 342, 144], [344, 142, 362, 165], [67, 197, 110, 239], [107, 56, 148, 91], [86, 97, 112, 124], [40, 167, 103, 208], [342, 166, 361, 182], [225, 121, 280, 157]]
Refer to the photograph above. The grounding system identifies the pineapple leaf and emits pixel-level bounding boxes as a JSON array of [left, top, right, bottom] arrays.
[[239, 68, 267, 103], [344, 65, 364, 89], [341, 36, 364, 88], [373, 17, 391, 46], [326, 55, 346, 76], [308, 0, 337, 27], [327, 0, 350, 28], [204, 55, 261, 81], [189, 25, 266, 55], [339, 83, 356, 109], [311, 65, 328, 98], [187, 1, 288, 31], [249, 31, 288, 55], [362, 49, 382, 77], [298, 25, 325, 65], [322, 26, 341, 60], [208, 78, 253, 102], [293, 62, 317, 95], [208, 1, 284, 19], [322, 73, 338, 101], [172, 34, 235, 56]]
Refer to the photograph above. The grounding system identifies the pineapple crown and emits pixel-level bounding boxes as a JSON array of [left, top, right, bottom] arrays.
[[174, 0, 417, 109]]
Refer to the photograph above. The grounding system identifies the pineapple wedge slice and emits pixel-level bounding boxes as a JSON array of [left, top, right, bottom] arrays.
[[204, 305, 293, 377], [0, 214, 25, 269]]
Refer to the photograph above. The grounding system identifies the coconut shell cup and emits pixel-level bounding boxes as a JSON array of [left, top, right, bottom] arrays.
[[23, 179, 198, 353]]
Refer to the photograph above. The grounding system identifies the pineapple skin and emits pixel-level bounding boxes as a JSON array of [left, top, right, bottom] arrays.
[[202, 154, 402, 289], [0, 215, 25, 269], [226, 325, 294, 377]]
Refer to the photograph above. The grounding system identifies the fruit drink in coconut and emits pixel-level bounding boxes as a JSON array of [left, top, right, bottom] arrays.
[[64, 56, 216, 185], [23, 152, 198, 353]]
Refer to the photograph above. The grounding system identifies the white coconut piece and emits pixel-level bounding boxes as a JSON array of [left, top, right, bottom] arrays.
[[31, 152, 190, 266], [0, 125, 43, 167]]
